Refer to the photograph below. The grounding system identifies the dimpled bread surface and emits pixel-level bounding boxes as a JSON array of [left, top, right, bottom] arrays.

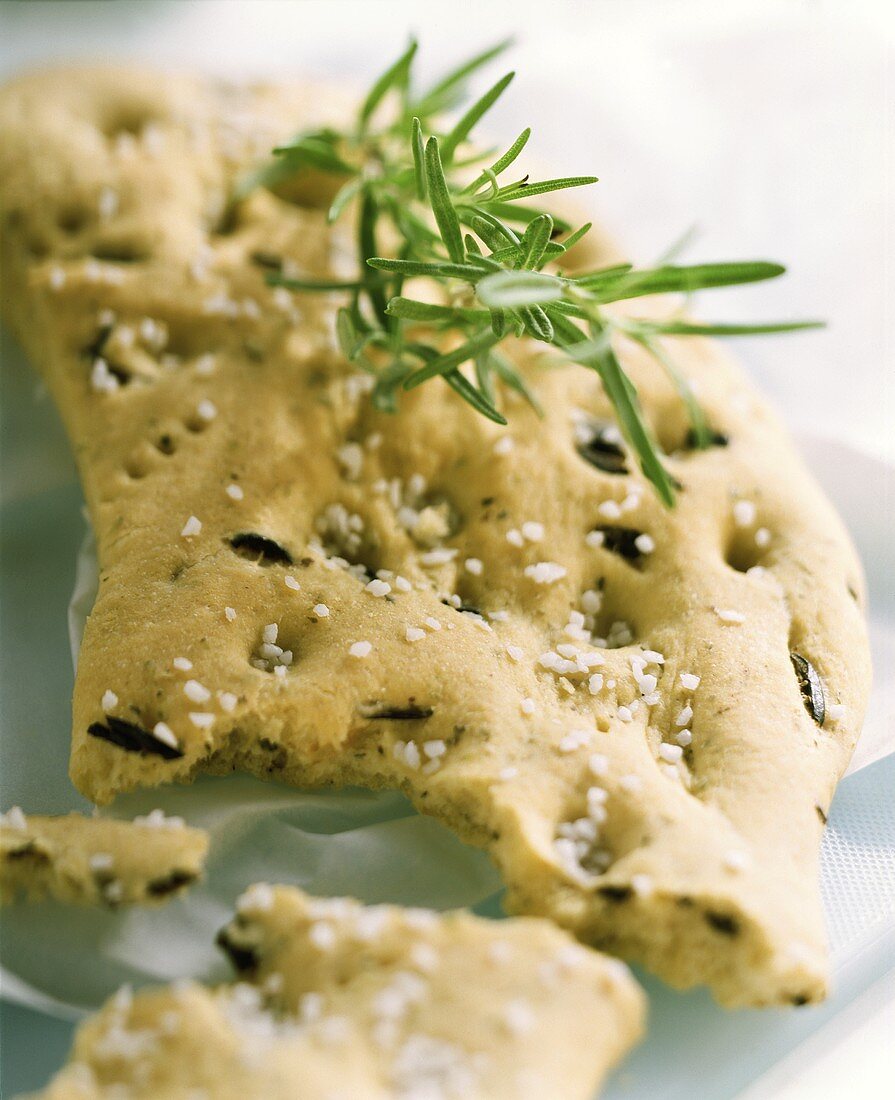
[[0, 807, 207, 907], [0, 66, 872, 1007], [34, 885, 644, 1100]]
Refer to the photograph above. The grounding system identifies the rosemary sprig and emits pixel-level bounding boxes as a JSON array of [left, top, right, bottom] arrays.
[[243, 39, 821, 505]]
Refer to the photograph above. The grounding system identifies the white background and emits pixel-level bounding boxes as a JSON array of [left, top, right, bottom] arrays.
[[1, 3, 892, 1098]]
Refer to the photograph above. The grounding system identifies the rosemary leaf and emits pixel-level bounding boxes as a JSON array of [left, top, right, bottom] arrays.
[[424, 137, 465, 263]]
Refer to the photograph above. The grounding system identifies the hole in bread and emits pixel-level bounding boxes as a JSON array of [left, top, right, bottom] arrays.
[[790, 651, 826, 726], [155, 434, 177, 456], [57, 206, 89, 235], [359, 702, 434, 721], [725, 529, 766, 574], [124, 455, 149, 480], [229, 533, 293, 566], [251, 623, 296, 675], [91, 241, 149, 264], [587, 525, 650, 568], [569, 579, 637, 650], [313, 503, 381, 582], [573, 416, 628, 475]]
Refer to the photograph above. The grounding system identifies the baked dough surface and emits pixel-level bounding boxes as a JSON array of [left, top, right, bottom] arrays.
[[0, 66, 872, 1006], [0, 808, 207, 907], [33, 885, 644, 1099]]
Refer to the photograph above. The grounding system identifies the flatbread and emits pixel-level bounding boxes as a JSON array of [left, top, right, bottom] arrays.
[[0, 807, 207, 907], [32, 885, 644, 1099], [0, 66, 872, 1006]]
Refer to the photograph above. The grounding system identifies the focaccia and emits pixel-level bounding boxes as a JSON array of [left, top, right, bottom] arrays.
[[0, 806, 207, 907], [33, 885, 644, 1099], [0, 66, 872, 1007]]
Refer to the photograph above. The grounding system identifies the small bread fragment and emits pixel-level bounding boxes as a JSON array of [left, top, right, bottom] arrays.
[[33, 885, 643, 1100], [0, 66, 872, 1007], [0, 807, 208, 907]]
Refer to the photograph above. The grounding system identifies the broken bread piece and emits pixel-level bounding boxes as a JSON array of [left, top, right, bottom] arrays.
[[0, 807, 207, 907], [34, 885, 644, 1100], [0, 66, 872, 1007]]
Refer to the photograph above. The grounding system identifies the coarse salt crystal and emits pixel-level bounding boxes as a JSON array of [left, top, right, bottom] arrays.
[[631, 873, 654, 897], [225, 483, 244, 501], [194, 354, 216, 375], [755, 527, 772, 548], [826, 703, 847, 721], [420, 548, 457, 566], [90, 358, 119, 394], [263, 624, 278, 644], [89, 852, 114, 872], [349, 641, 372, 658], [520, 698, 536, 715], [498, 766, 518, 781], [49, 266, 66, 290], [283, 575, 301, 591], [585, 530, 605, 549], [675, 704, 693, 727], [225, 606, 237, 622], [189, 712, 214, 729], [424, 617, 441, 631], [237, 883, 275, 913], [423, 740, 446, 759], [464, 558, 483, 575], [365, 579, 391, 597], [715, 607, 746, 624], [101, 690, 118, 711], [197, 399, 217, 422], [173, 657, 192, 671], [184, 680, 210, 703], [152, 722, 178, 750], [588, 673, 604, 695], [218, 692, 237, 712], [589, 753, 609, 776], [521, 521, 544, 542], [680, 673, 701, 691], [658, 743, 683, 763], [675, 729, 693, 747], [309, 923, 337, 950], [733, 500, 757, 527], [493, 437, 514, 455], [506, 529, 525, 548], [598, 500, 622, 520], [619, 774, 643, 793], [618, 706, 634, 722], [313, 603, 330, 618], [506, 645, 524, 663], [181, 515, 202, 538], [723, 850, 751, 872], [524, 562, 567, 585], [634, 533, 655, 554], [405, 626, 426, 642]]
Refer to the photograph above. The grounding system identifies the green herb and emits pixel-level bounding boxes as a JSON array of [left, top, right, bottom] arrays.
[[243, 39, 822, 505]]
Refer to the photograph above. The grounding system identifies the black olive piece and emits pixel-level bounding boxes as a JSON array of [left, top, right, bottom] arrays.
[[790, 652, 826, 726], [216, 925, 260, 973], [366, 706, 435, 721], [597, 884, 632, 903], [229, 533, 293, 566], [590, 525, 647, 565], [684, 428, 729, 449], [815, 805, 828, 825], [87, 717, 184, 760], [576, 428, 629, 475], [147, 870, 197, 897], [250, 251, 283, 272], [704, 911, 740, 937]]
